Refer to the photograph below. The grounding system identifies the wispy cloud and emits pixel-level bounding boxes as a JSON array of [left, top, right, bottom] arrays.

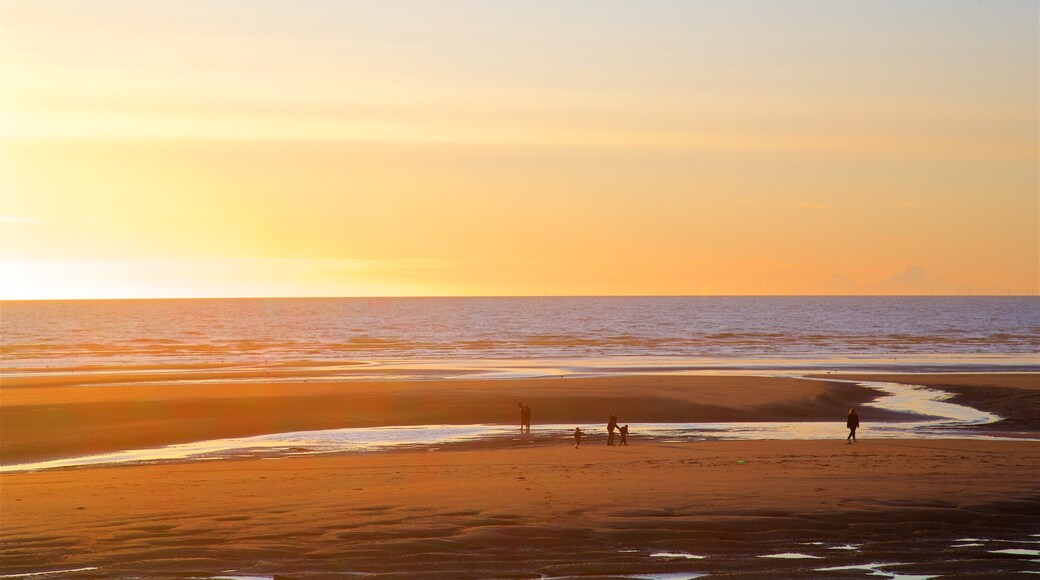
[[816, 266, 1029, 295], [0, 258, 460, 273], [786, 202, 831, 211], [0, 215, 44, 225], [230, 258, 461, 272], [0, 258, 463, 300]]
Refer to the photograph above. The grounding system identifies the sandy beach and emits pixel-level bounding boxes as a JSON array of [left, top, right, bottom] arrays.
[[1, 371, 905, 464], [5, 0, 1038, 574], [1, 371, 1038, 578], [822, 373, 1040, 434]]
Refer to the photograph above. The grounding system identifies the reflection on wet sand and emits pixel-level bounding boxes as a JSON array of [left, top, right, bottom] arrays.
[[1, 380, 1026, 474]]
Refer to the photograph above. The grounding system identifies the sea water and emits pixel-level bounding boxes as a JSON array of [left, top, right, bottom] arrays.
[[2, 296, 1037, 369], [2, 297, 1036, 472]]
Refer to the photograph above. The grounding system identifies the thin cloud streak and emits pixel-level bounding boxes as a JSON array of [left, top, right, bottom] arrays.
[[0, 258, 459, 273], [0, 215, 44, 224], [786, 202, 831, 211]]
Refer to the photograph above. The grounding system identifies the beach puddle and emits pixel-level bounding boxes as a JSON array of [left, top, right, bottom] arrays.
[[649, 552, 706, 560], [622, 574, 706, 580], [0, 568, 99, 578], [548, 575, 705, 580], [758, 552, 823, 559], [815, 562, 937, 579], [0, 424, 516, 473], [990, 548, 1040, 556]]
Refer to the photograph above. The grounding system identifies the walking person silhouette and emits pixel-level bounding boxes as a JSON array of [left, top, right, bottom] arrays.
[[607, 414, 619, 446], [847, 408, 860, 443]]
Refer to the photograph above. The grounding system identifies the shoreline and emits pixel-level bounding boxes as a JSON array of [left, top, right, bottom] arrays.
[[2, 371, 914, 465], [4, 355, 1038, 377], [4, 376, 1030, 474], [2, 367, 1036, 465], [820, 373, 1040, 434]]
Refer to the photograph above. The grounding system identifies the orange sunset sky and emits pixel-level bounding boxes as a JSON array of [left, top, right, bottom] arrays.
[[1, 1, 1037, 299]]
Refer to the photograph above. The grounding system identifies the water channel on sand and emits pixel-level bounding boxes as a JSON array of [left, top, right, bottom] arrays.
[[1, 378, 1026, 474]]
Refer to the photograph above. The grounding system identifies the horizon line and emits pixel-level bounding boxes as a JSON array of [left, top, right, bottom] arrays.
[[2, 294, 1038, 302]]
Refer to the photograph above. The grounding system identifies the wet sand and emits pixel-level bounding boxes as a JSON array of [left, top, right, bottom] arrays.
[[1, 372, 898, 464], [1, 371, 1038, 577], [820, 373, 1040, 433], [2, 439, 1039, 578]]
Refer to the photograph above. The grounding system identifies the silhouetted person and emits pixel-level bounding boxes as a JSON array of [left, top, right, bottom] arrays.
[[519, 403, 525, 433], [619, 424, 629, 446], [524, 404, 532, 434], [847, 408, 860, 443], [574, 427, 584, 448], [607, 414, 619, 446]]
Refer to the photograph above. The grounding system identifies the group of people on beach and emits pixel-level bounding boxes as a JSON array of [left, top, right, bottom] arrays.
[[522, 403, 862, 448], [574, 415, 627, 448], [519, 403, 629, 448], [605, 413, 628, 446], [518, 403, 532, 434]]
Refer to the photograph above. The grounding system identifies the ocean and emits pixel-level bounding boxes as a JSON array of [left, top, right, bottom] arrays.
[[1, 296, 1037, 370]]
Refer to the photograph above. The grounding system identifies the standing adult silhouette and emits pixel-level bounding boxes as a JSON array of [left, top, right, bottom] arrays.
[[607, 414, 619, 446], [846, 408, 860, 443]]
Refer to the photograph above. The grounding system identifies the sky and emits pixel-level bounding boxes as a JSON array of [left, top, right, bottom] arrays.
[[1, 0, 1037, 298]]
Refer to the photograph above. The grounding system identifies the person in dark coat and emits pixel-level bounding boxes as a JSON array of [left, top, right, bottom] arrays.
[[607, 414, 619, 446], [573, 427, 584, 448], [846, 408, 860, 443], [619, 424, 629, 446]]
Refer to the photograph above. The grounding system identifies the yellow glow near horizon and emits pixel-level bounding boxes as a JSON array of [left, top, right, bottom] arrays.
[[1, 1, 1037, 299]]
